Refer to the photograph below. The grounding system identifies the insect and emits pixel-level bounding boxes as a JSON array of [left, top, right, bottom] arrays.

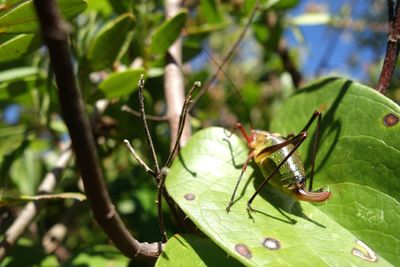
[[226, 110, 331, 212]]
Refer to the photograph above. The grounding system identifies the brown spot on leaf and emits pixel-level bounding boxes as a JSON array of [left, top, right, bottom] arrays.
[[184, 193, 195, 201], [262, 237, 281, 250], [235, 244, 252, 259], [383, 113, 398, 127]]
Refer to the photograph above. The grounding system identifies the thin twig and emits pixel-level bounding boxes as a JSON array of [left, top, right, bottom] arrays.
[[190, 1, 260, 109], [121, 105, 168, 122], [165, 81, 201, 168], [0, 148, 73, 261], [377, 1, 400, 95], [155, 81, 201, 242], [138, 75, 161, 176], [33, 0, 163, 262], [123, 139, 156, 177]]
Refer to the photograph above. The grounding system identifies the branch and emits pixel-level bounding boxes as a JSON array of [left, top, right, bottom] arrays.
[[0, 148, 72, 261], [32, 0, 162, 262], [164, 0, 191, 147], [137, 76, 161, 175], [377, 1, 400, 95]]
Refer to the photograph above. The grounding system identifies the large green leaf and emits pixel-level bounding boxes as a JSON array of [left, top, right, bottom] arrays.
[[150, 10, 187, 55], [87, 13, 135, 70], [269, 77, 400, 265], [98, 68, 144, 99], [156, 234, 242, 266], [166, 77, 397, 266], [0, 33, 40, 62], [0, 0, 88, 33]]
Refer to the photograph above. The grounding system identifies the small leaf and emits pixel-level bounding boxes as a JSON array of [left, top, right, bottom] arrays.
[[87, 13, 135, 70], [199, 0, 222, 24], [156, 234, 242, 266], [288, 13, 332, 26], [264, 0, 299, 10], [0, 67, 43, 101], [150, 10, 187, 55], [0, 33, 40, 62], [65, 245, 130, 266], [0, 0, 88, 33], [98, 68, 144, 99], [0, 66, 40, 82]]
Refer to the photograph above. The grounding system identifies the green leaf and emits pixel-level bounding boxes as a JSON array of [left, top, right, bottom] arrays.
[[150, 10, 187, 55], [0, 67, 43, 102], [0, 0, 88, 33], [199, 0, 222, 24], [64, 245, 130, 266], [166, 108, 395, 265], [156, 234, 242, 266], [270, 77, 400, 265], [264, 0, 299, 10], [98, 68, 144, 99], [0, 33, 40, 62], [87, 13, 135, 70], [0, 237, 59, 266]]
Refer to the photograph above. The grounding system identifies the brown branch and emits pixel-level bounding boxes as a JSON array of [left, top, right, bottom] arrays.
[[0, 148, 73, 261], [121, 105, 168, 122], [137, 76, 161, 175], [377, 1, 400, 95], [32, 0, 162, 263]]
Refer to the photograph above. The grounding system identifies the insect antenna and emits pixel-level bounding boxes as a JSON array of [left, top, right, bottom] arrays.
[[188, 1, 260, 129]]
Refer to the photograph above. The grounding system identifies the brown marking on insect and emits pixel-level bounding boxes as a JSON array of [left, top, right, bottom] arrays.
[[184, 193, 195, 201], [351, 240, 378, 262], [383, 113, 398, 127], [235, 244, 252, 259], [262, 237, 281, 250]]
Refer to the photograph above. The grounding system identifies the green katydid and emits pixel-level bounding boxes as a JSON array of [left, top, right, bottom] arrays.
[[226, 110, 331, 212]]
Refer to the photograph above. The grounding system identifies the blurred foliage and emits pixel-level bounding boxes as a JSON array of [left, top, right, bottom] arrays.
[[0, 0, 397, 265]]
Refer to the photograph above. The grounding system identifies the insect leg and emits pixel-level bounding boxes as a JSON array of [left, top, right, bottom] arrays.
[[308, 111, 322, 191], [226, 151, 255, 212], [247, 132, 308, 211]]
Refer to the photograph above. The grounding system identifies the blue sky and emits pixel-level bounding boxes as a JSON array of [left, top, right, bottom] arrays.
[[285, 0, 386, 83]]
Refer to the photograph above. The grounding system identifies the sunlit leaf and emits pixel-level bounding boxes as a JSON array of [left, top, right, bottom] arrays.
[[64, 245, 130, 266], [0, 33, 40, 62], [98, 68, 144, 99], [156, 234, 242, 266], [0, 0, 88, 33], [270, 77, 400, 265], [150, 10, 187, 55], [166, 78, 397, 266], [288, 13, 332, 26]]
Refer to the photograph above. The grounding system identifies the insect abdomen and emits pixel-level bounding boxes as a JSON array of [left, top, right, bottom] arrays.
[[257, 135, 306, 193]]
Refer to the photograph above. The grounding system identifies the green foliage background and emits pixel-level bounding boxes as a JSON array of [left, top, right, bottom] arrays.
[[0, 0, 398, 266]]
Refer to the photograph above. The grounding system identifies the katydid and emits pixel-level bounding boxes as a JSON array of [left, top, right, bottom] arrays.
[[226, 110, 331, 212]]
